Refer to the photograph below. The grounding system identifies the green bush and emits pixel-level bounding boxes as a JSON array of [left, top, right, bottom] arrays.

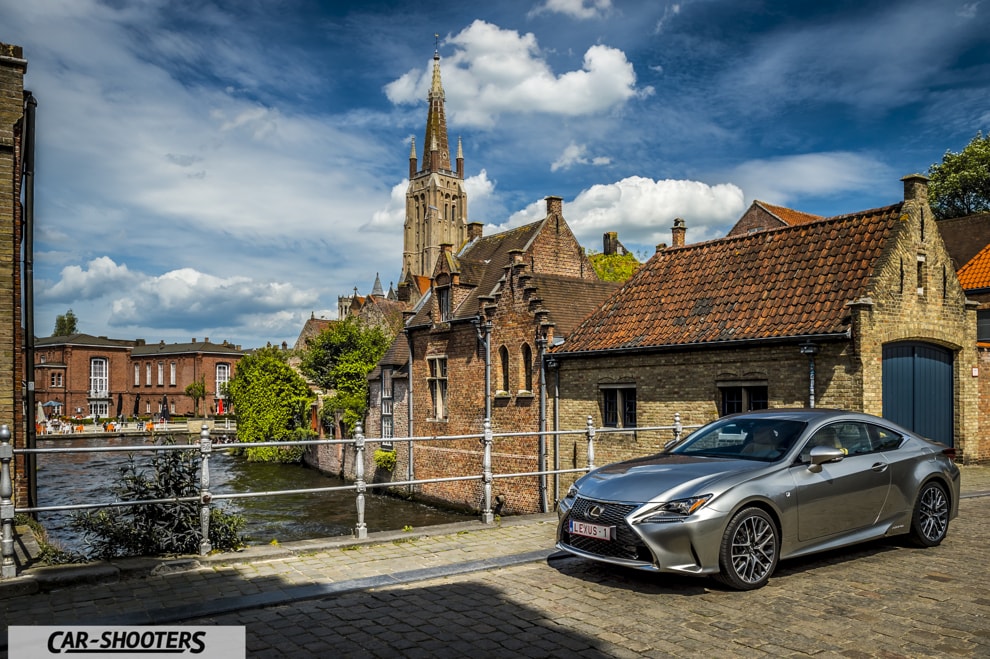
[[372, 448, 396, 472], [243, 427, 313, 463], [72, 436, 244, 559]]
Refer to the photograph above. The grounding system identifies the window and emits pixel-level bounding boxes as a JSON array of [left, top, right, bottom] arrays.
[[89, 401, 109, 418], [498, 346, 510, 393], [90, 358, 108, 398], [917, 254, 926, 296], [50, 372, 63, 387], [216, 363, 230, 395], [146, 363, 152, 386], [520, 343, 533, 392], [170, 362, 176, 386], [978, 310, 990, 342], [719, 384, 768, 416], [427, 356, 448, 421], [437, 286, 451, 321], [157, 362, 164, 386], [134, 364, 140, 386], [602, 386, 636, 428], [381, 367, 394, 442]]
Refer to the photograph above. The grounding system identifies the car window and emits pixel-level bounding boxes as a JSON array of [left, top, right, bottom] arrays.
[[799, 424, 843, 462], [674, 418, 806, 461], [868, 424, 904, 452], [832, 422, 876, 456]]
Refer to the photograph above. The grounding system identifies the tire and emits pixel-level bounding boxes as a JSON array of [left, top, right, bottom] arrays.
[[909, 481, 949, 547], [715, 507, 779, 591]]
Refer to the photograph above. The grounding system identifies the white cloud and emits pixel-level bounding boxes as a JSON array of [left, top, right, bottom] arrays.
[[550, 142, 611, 171], [498, 176, 745, 253], [529, 0, 613, 20], [42, 257, 136, 301], [724, 152, 893, 207], [386, 21, 650, 127]]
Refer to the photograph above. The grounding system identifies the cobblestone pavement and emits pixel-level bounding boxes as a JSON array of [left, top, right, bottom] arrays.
[[3, 466, 990, 658]]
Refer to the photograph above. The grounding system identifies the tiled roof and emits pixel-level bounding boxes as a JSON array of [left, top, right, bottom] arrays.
[[35, 333, 134, 348], [529, 274, 621, 336], [757, 200, 824, 226], [293, 317, 335, 350], [957, 241, 990, 290], [558, 203, 902, 354]]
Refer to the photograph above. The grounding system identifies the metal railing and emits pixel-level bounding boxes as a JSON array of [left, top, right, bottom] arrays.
[[0, 414, 697, 578]]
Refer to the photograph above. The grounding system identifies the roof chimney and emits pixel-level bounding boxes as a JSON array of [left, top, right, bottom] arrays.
[[468, 221, 483, 241], [671, 217, 686, 248], [901, 173, 929, 203], [545, 196, 563, 216]]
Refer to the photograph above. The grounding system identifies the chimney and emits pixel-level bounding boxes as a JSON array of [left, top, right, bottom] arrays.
[[545, 196, 563, 216], [441, 242, 453, 254], [468, 222, 484, 241], [671, 217, 686, 248], [603, 231, 618, 256], [204, 337, 209, 344], [901, 173, 929, 203]]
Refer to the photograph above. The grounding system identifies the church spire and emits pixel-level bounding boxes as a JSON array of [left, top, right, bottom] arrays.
[[422, 37, 451, 173]]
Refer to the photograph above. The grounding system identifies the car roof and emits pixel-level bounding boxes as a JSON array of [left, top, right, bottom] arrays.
[[724, 408, 880, 424]]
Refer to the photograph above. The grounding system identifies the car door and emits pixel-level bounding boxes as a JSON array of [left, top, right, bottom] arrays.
[[793, 421, 892, 542]]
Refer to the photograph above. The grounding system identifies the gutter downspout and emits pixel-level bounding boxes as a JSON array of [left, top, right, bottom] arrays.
[[22, 91, 37, 510], [404, 327, 414, 489], [537, 333, 547, 513]]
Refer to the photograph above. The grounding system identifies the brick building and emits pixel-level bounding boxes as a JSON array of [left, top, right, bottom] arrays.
[[549, 175, 981, 484], [34, 334, 244, 421], [1, 42, 27, 503]]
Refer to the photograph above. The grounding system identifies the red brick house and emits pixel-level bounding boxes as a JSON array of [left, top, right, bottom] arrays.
[[34, 334, 243, 421], [726, 199, 825, 237], [549, 175, 981, 476], [357, 198, 619, 514]]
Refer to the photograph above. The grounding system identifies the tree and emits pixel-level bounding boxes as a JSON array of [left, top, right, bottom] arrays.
[[53, 309, 78, 336], [928, 132, 990, 220], [225, 346, 314, 462], [184, 376, 207, 416], [299, 316, 391, 435], [588, 251, 641, 282]]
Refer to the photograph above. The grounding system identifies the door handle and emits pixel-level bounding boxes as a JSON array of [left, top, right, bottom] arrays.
[[871, 462, 888, 472]]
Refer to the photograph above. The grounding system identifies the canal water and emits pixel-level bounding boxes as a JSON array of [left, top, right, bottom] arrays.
[[35, 435, 472, 556]]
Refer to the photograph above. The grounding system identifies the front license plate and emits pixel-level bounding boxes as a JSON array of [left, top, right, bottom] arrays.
[[570, 519, 614, 540]]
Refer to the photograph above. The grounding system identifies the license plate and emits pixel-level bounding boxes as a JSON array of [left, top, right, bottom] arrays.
[[570, 519, 613, 540]]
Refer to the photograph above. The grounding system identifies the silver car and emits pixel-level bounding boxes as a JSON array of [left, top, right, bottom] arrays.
[[556, 409, 960, 590]]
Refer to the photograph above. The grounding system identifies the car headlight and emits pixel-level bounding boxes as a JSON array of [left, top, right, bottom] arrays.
[[564, 484, 579, 500], [636, 494, 713, 523]]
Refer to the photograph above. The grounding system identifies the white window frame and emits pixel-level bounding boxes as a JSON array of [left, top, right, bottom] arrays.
[[90, 358, 108, 399], [427, 356, 448, 421]]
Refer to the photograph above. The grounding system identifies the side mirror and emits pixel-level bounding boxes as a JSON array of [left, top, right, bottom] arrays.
[[807, 445, 845, 473]]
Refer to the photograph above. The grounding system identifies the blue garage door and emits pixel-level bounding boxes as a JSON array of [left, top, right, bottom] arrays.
[[882, 342, 954, 446]]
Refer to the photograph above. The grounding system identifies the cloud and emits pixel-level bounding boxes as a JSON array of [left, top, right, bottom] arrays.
[[42, 257, 137, 302], [550, 142, 611, 171], [724, 152, 894, 207], [529, 0, 613, 20], [498, 176, 745, 252], [385, 21, 650, 127]]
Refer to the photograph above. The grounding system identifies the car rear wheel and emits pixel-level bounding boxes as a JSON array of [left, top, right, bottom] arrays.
[[716, 507, 778, 590], [909, 481, 949, 547]]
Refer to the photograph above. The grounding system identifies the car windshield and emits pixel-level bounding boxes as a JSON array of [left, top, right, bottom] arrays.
[[671, 417, 808, 461]]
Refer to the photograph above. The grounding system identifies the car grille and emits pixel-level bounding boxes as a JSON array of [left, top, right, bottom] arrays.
[[561, 497, 652, 563]]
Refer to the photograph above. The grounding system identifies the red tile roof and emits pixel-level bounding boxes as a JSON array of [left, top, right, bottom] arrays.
[[957, 241, 990, 290], [757, 200, 824, 227], [558, 203, 903, 354]]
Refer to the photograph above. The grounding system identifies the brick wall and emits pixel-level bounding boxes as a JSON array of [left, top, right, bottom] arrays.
[[0, 43, 26, 502]]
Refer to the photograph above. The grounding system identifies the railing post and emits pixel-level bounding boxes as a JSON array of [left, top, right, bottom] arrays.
[[1, 425, 15, 578], [354, 423, 367, 539], [481, 418, 494, 524], [673, 412, 683, 444], [585, 415, 595, 471], [198, 424, 212, 556]]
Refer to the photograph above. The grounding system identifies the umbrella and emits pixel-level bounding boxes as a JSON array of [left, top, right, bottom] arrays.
[[115, 392, 123, 419], [161, 394, 170, 421], [36, 401, 47, 424], [133, 394, 140, 417]]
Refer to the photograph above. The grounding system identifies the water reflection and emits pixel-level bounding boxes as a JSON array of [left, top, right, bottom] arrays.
[[36, 435, 472, 554]]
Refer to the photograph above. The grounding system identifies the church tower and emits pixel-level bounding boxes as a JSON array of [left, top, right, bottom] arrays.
[[401, 44, 469, 283]]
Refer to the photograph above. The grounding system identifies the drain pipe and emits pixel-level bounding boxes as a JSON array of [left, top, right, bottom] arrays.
[[22, 91, 37, 510]]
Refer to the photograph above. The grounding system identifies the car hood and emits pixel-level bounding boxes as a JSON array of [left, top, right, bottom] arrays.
[[574, 453, 759, 503]]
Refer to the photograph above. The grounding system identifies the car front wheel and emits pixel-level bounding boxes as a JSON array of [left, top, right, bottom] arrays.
[[716, 507, 779, 590], [909, 481, 949, 547]]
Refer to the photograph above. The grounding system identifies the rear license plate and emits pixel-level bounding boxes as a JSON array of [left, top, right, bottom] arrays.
[[570, 519, 613, 540]]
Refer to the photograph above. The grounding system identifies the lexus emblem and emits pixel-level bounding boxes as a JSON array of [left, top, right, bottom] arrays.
[[586, 505, 604, 520]]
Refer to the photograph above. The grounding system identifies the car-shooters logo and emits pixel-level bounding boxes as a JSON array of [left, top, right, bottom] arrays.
[[8, 626, 245, 658]]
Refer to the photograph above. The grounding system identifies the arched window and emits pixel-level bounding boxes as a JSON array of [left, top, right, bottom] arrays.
[[499, 346, 510, 393], [520, 343, 533, 392]]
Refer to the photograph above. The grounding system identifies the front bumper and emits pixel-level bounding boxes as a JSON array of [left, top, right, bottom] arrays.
[[556, 494, 726, 576]]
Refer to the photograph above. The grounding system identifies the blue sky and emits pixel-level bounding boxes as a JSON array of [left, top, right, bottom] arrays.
[[3, 0, 988, 349]]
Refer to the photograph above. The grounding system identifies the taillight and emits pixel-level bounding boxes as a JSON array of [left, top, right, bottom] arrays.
[[942, 447, 957, 462]]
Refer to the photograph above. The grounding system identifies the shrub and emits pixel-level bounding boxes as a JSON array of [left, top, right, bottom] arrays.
[[372, 448, 396, 472], [72, 436, 244, 559]]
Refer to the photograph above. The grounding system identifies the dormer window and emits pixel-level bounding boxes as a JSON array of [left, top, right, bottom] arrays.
[[437, 286, 451, 321]]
